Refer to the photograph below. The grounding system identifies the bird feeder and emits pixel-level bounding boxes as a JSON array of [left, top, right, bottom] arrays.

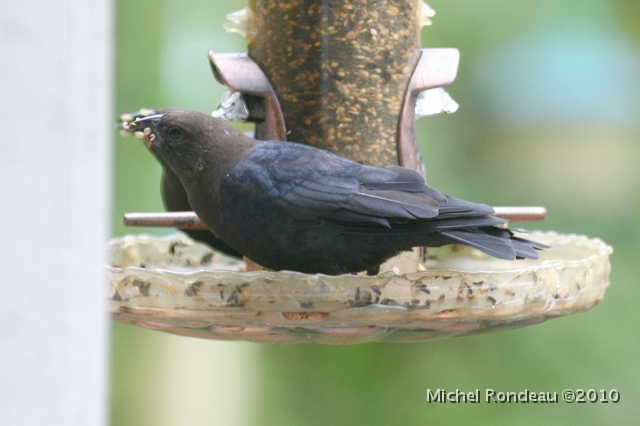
[[109, 232, 610, 343], [112, 2, 612, 343], [211, 0, 455, 173]]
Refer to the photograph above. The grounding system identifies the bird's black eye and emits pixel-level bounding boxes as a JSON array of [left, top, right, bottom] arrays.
[[168, 127, 183, 140]]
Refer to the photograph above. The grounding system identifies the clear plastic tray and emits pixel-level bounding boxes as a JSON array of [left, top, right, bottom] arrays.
[[108, 231, 612, 344]]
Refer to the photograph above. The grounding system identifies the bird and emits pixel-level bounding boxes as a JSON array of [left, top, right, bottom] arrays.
[[123, 108, 545, 275], [120, 109, 242, 258]]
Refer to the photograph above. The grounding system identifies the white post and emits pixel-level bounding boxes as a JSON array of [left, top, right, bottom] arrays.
[[0, 1, 112, 425]]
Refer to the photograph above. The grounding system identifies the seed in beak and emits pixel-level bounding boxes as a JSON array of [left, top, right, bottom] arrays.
[[143, 127, 152, 136], [144, 133, 155, 147], [134, 131, 145, 139], [120, 113, 134, 123]]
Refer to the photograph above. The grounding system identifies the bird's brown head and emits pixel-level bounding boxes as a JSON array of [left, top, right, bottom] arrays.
[[121, 108, 254, 180]]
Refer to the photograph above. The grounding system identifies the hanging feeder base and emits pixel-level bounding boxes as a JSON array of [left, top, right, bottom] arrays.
[[108, 231, 611, 344]]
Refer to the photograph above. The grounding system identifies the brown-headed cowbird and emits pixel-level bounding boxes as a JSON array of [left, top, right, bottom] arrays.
[[125, 109, 544, 275], [120, 109, 242, 258]]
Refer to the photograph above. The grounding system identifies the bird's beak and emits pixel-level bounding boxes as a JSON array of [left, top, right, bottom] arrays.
[[119, 109, 164, 148]]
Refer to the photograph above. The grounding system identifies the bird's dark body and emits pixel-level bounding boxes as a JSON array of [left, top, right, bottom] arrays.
[[195, 145, 405, 274], [160, 166, 242, 258], [130, 109, 544, 275]]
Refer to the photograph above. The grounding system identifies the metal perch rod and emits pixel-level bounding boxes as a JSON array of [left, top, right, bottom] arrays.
[[124, 207, 546, 229]]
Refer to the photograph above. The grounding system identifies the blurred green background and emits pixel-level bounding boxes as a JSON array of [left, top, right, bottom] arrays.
[[112, 0, 640, 424]]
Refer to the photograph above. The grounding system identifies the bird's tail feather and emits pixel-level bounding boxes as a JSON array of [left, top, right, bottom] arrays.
[[439, 229, 540, 260]]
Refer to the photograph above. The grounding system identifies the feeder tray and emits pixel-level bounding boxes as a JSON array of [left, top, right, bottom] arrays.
[[108, 231, 611, 344]]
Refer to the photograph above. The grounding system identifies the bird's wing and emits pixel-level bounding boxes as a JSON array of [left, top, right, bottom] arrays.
[[342, 165, 440, 224], [225, 142, 442, 225]]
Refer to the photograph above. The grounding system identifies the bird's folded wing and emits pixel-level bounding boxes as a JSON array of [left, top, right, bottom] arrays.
[[226, 142, 441, 225], [344, 189, 439, 221]]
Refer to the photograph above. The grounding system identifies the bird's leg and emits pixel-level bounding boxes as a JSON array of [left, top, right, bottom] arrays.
[[420, 246, 428, 263], [243, 256, 276, 272]]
